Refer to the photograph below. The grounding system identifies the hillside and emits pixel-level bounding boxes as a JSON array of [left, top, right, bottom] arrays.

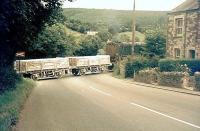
[[63, 8, 168, 32], [119, 31, 145, 42]]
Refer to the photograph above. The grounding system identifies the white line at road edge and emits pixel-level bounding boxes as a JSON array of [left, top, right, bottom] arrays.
[[130, 102, 200, 129], [89, 86, 111, 96]]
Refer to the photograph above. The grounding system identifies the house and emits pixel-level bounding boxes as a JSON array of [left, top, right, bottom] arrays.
[[166, 0, 200, 59], [86, 31, 98, 36]]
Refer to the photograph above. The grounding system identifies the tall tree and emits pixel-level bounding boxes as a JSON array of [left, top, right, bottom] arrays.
[[145, 30, 166, 58], [0, 0, 72, 92]]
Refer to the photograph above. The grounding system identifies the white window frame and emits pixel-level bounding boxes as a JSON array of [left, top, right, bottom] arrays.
[[174, 15, 184, 37]]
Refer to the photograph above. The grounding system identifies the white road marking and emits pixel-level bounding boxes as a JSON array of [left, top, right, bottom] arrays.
[[130, 102, 200, 129], [89, 86, 112, 96]]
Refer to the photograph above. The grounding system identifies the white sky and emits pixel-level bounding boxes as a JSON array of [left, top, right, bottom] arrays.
[[63, 0, 186, 11]]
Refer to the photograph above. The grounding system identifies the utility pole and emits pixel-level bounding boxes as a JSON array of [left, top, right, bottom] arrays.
[[132, 0, 136, 56]]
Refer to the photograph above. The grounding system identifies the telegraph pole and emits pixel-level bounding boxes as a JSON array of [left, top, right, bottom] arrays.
[[132, 0, 136, 56]]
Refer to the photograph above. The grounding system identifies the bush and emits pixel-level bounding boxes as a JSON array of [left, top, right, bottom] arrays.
[[194, 72, 200, 90], [159, 59, 200, 75], [0, 67, 22, 93], [0, 79, 35, 131], [134, 68, 158, 84], [118, 44, 132, 56], [158, 72, 189, 88], [118, 56, 159, 78]]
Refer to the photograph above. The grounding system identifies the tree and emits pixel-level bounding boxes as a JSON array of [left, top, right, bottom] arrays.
[[29, 23, 76, 58], [97, 31, 112, 42], [145, 30, 166, 58], [0, 0, 72, 92], [75, 36, 104, 56]]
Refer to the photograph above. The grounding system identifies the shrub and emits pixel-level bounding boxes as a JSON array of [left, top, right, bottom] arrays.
[[0, 79, 35, 131], [159, 59, 200, 75], [158, 72, 189, 88], [118, 44, 132, 56], [134, 68, 158, 84], [194, 72, 200, 90]]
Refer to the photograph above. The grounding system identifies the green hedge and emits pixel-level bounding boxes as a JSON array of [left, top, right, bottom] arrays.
[[158, 72, 188, 88], [119, 56, 159, 78], [0, 79, 35, 131], [159, 59, 200, 75], [134, 68, 158, 84]]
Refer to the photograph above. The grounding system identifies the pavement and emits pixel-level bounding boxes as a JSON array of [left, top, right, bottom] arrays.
[[16, 73, 200, 131], [123, 79, 200, 96]]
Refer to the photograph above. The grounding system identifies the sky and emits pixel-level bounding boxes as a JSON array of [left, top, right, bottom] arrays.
[[63, 0, 186, 11]]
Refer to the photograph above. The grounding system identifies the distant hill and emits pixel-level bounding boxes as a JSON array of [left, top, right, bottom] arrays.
[[63, 8, 168, 32]]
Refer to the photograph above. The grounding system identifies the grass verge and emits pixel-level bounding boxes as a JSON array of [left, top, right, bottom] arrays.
[[0, 79, 35, 131]]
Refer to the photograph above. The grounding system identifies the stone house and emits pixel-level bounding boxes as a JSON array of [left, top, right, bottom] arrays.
[[167, 0, 200, 59]]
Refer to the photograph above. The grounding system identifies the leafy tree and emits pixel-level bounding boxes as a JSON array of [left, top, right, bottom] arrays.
[[97, 31, 112, 42], [0, 0, 72, 92], [108, 23, 120, 35], [145, 30, 166, 58], [75, 36, 104, 56], [28, 23, 76, 58]]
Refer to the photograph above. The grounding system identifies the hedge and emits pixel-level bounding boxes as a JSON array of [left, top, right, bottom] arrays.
[[134, 68, 158, 84], [194, 72, 200, 90], [158, 72, 189, 88], [0, 79, 35, 131], [118, 56, 159, 78], [159, 59, 200, 75]]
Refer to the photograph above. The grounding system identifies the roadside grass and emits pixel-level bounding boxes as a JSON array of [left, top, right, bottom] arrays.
[[0, 79, 35, 131]]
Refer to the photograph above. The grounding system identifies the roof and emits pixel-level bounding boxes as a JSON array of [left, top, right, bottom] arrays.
[[171, 0, 200, 13]]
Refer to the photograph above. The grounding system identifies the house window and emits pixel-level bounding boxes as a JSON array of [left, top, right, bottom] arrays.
[[189, 50, 195, 59], [175, 18, 184, 36], [174, 48, 181, 58]]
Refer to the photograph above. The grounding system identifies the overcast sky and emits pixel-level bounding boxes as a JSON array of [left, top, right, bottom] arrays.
[[63, 0, 186, 11]]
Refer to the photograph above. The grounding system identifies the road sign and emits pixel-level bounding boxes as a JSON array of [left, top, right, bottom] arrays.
[[16, 52, 25, 57]]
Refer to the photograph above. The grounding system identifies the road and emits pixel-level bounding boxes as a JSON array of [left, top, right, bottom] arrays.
[[17, 73, 200, 131]]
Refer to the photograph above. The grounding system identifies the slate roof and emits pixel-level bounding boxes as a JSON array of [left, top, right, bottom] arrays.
[[171, 0, 200, 12]]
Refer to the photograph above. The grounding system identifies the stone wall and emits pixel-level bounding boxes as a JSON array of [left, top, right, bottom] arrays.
[[167, 11, 200, 59]]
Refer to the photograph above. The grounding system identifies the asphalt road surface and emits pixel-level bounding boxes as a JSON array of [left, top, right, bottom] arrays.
[[17, 73, 200, 131]]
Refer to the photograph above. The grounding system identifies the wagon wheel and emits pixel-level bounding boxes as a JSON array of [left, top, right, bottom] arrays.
[[31, 74, 39, 81]]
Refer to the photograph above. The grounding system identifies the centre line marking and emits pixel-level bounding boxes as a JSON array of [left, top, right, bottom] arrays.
[[89, 86, 111, 96], [130, 102, 200, 129]]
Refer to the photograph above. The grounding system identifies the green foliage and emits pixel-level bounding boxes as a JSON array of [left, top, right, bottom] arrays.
[[145, 29, 166, 58], [134, 45, 146, 56], [159, 59, 200, 75], [118, 44, 132, 56], [64, 18, 96, 33], [0, 79, 35, 131], [74, 36, 104, 56], [97, 31, 112, 42], [28, 23, 76, 58], [158, 72, 188, 88], [118, 56, 159, 78], [0, 67, 22, 93]]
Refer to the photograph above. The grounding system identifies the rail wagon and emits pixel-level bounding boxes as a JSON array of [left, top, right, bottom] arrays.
[[69, 55, 111, 76], [15, 58, 69, 80]]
